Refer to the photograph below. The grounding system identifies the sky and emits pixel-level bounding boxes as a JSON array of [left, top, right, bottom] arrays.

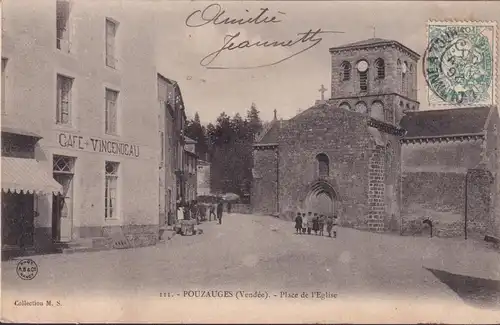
[[137, 0, 499, 123]]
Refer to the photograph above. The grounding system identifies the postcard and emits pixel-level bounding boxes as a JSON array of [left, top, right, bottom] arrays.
[[1, 0, 499, 323]]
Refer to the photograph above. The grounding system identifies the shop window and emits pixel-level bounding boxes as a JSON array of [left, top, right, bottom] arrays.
[[105, 161, 119, 220], [56, 74, 73, 125], [105, 88, 118, 134]]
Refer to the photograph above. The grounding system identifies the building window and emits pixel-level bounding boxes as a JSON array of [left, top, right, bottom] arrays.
[[370, 101, 384, 121], [339, 102, 350, 111], [104, 161, 119, 220], [56, 0, 71, 53], [316, 153, 329, 178], [53, 155, 75, 173], [160, 131, 164, 167], [2, 58, 6, 115], [402, 61, 408, 94], [359, 71, 368, 91], [56, 74, 73, 125], [375, 58, 385, 79], [354, 101, 367, 114], [105, 18, 118, 68], [340, 61, 351, 81], [105, 88, 118, 134]]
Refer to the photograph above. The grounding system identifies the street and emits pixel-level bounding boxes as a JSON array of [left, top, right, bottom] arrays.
[[2, 213, 500, 309]]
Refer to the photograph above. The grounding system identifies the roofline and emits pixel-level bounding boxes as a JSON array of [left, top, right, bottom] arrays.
[[330, 93, 420, 105], [329, 40, 420, 59], [402, 132, 485, 143], [253, 143, 278, 148], [403, 105, 493, 115]]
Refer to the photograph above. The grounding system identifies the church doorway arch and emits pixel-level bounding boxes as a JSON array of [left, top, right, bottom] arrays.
[[303, 180, 337, 216]]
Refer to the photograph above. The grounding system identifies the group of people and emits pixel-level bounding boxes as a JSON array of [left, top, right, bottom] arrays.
[[295, 212, 338, 238], [176, 200, 226, 225]]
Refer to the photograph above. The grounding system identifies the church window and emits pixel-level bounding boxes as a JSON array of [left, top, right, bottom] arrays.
[[354, 101, 367, 114], [341, 61, 351, 81], [402, 61, 408, 94], [357, 60, 369, 92], [316, 153, 329, 178], [375, 58, 385, 79], [370, 101, 384, 121], [384, 106, 393, 123], [339, 102, 351, 111]]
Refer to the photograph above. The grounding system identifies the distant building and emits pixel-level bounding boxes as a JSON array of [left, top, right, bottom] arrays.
[[184, 137, 198, 202], [252, 38, 499, 239], [2, 0, 160, 255], [157, 75, 187, 225], [197, 160, 212, 196]]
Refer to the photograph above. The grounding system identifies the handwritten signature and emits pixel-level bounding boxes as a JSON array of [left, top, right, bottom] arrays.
[[185, 4, 343, 69]]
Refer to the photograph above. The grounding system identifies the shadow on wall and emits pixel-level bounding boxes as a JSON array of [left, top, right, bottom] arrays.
[[425, 267, 500, 309]]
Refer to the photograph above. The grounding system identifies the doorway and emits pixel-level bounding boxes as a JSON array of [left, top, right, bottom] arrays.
[[1, 192, 35, 248], [52, 155, 75, 242], [304, 180, 336, 215]]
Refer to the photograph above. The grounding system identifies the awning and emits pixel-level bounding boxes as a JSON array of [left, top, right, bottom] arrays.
[[1, 157, 63, 195]]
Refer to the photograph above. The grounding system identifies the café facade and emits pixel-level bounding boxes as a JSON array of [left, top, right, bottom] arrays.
[[2, 0, 161, 255]]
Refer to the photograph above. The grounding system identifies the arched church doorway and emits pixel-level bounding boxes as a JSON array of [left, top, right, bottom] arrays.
[[303, 181, 337, 216]]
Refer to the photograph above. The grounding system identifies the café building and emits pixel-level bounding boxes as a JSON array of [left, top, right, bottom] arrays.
[[2, 0, 160, 255]]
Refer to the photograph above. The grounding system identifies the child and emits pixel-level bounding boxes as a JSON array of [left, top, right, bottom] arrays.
[[307, 212, 313, 235], [294, 212, 302, 234], [318, 214, 325, 236], [326, 215, 333, 237], [332, 215, 339, 238], [312, 213, 319, 235], [301, 213, 308, 234]]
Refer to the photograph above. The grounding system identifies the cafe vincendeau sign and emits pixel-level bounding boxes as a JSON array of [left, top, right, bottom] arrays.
[[57, 132, 140, 158]]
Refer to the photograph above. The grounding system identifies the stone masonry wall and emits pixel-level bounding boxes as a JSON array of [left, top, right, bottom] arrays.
[[277, 106, 372, 229], [367, 145, 385, 231], [402, 171, 466, 237], [251, 148, 277, 215]]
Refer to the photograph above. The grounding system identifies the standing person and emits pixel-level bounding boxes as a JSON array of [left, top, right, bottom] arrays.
[[177, 202, 184, 221], [301, 213, 308, 234], [332, 215, 339, 238], [307, 212, 313, 235], [209, 203, 216, 221], [326, 215, 333, 237], [227, 201, 232, 214], [294, 212, 302, 234], [313, 213, 319, 235], [216, 200, 223, 224], [319, 214, 325, 236]]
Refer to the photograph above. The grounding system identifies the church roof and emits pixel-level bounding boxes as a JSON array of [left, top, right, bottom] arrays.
[[256, 121, 281, 144], [400, 106, 492, 138], [329, 38, 420, 58]]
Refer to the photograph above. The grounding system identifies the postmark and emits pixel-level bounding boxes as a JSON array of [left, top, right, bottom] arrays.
[[424, 21, 497, 107], [16, 259, 38, 280]]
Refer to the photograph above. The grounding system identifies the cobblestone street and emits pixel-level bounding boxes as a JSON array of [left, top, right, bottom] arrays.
[[3, 213, 500, 309]]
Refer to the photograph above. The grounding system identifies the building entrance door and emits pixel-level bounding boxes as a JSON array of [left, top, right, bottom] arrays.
[[52, 155, 75, 242]]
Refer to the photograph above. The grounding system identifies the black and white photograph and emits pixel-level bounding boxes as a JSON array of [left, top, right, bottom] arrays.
[[1, 0, 500, 323]]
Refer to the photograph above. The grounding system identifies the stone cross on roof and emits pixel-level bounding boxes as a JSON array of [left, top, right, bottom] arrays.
[[318, 84, 327, 101]]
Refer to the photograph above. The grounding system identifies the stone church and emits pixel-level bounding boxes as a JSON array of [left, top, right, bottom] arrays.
[[252, 38, 500, 238]]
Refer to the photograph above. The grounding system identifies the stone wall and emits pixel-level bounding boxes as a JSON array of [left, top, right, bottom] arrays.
[[367, 145, 385, 231], [400, 171, 493, 238], [251, 148, 277, 214]]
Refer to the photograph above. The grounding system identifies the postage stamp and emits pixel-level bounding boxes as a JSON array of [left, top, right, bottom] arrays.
[[425, 21, 498, 107]]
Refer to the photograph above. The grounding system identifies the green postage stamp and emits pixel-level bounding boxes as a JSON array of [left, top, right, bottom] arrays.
[[425, 21, 497, 107]]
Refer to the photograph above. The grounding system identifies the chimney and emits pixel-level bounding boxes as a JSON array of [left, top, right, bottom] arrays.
[[273, 109, 277, 121]]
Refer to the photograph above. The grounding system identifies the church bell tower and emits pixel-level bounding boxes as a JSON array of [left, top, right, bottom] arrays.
[[328, 38, 421, 126]]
